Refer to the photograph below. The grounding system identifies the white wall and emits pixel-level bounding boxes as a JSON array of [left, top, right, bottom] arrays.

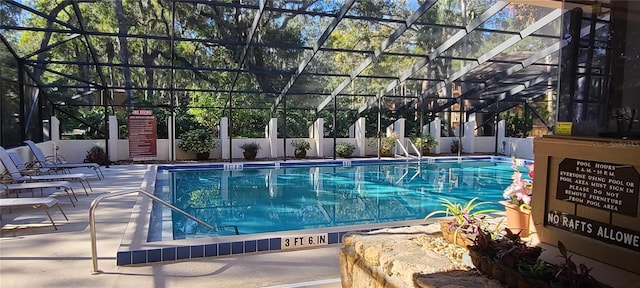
[[505, 137, 535, 160], [474, 136, 497, 153]]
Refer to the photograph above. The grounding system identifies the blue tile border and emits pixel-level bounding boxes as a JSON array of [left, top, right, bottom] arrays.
[[177, 246, 190, 260], [116, 224, 424, 266], [117, 251, 131, 266], [205, 244, 218, 257], [231, 242, 244, 254], [132, 250, 146, 264], [245, 240, 257, 253], [191, 245, 204, 258], [257, 239, 269, 251], [148, 249, 162, 262], [270, 238, 281, 251], [218, 242, 231, 256], [162, 247, 176, 261]]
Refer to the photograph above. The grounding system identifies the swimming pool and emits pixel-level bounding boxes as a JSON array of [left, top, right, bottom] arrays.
[[117, 156, 529, 266]]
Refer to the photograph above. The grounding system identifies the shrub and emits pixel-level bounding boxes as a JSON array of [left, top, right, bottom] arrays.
[[291, 139, 311, 151], [240, 142, 261, 152], [178, 129, 216, 153], [336, 142, 355, 158]]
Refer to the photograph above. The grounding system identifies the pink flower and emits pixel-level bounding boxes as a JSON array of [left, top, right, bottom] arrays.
[[503, 158, 534, 208]]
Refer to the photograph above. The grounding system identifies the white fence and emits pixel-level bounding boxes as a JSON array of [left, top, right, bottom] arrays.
[[21, 116, 535, 163]]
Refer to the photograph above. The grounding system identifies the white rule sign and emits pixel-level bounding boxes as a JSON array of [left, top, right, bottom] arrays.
[[281, 233, 329, 250]]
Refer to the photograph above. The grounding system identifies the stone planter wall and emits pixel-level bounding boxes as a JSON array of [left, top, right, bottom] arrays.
[[338, 226, 503, 288]]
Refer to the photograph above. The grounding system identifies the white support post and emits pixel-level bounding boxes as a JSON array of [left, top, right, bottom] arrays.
[[220, 117, 229, 160], [51, 116, 60, 142], [268, 118, 278, 158], [498, 119, 507, 155], [463, 119, 476, 154], [108, 115, 118, 161], [312, 118, 324, 157], [392, 118, 405, 142], [355, 117, 366, 157], [429, 118, 442, 154], [167, 115, 175, 161]]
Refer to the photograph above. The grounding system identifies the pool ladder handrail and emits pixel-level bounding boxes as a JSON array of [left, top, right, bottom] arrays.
[[394, 138, 420, 159], [89, 188, 214, 274]]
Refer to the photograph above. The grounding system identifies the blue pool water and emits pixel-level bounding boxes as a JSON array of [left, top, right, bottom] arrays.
[[153, 159, 522, 241]]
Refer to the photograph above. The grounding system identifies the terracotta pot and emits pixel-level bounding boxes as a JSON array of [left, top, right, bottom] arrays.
[[500, 201, 531, 237], [294, 149, 306, 159], [195, 152, 210, 160], [243, 150, 257, 160]]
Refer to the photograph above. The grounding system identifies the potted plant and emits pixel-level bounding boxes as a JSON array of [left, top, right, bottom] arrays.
[[495, 228, 543, 269], [336, 142, 355, 158], [290, 139, 311, 159], [450, 138, 461, 154], [84, 145, 108, 165], [501, 157, 535, 237], [379, 133, 397, 157], [414, 134, 437, 155], [424, 197, 499, 247], [240, 142, 261, 160], [178, 129, 216, 160]]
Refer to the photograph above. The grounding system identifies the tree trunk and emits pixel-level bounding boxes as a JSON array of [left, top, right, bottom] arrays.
[[115, 0, 133, 109]]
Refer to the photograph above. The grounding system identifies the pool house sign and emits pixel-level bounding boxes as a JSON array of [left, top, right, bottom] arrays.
[[556, 158, 639, 216]]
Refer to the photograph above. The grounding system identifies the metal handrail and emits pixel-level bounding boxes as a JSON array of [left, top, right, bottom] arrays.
[[89, 188, 213, 274], [405, 139, 421, 158], [394, 139, 418, 159]]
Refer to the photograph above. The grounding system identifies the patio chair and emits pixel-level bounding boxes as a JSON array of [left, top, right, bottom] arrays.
[[0, 180, 78, 207], [0, 196, 68, 230], [7, 151, 54, 176], [0, 147, 93, 195], [24, 140, 104, 180]]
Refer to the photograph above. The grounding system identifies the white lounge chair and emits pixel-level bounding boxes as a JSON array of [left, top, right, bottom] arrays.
[[24, 140, 104, 180], [0, 197, 68, 230], [0, 181, 78, 207], [0, 147, 93, 195], [7, 151, 54, 175]]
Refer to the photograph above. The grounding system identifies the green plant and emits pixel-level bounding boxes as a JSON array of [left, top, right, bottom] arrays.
[[178, 129, 216, 154], [290, 139, 311, 151], [450, 138, 459, 151], [84, 145, 108, 165], [240, 142, 261, 152], [336, 142, 355, 158], [380, 133, 398, 155], [495, 228, 543, 268], [414, 134, 438, 152], [552, 241, 600, 288], [425, 197, 499, 246], [518, 259, 554, 281], [612, 106, 638, 131], [502, 110, 533, 138]]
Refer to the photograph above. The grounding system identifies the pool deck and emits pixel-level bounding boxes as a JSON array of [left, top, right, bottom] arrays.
[[0, 164, 341, 288]]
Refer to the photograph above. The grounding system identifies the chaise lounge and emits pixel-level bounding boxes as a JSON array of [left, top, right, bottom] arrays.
[[24, 140, 104, 180], [0, 196, 68, 230], [0, 147, 93, 195]]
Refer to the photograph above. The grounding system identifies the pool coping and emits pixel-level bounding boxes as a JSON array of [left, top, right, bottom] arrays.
[[117, 156, 527, 266]]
